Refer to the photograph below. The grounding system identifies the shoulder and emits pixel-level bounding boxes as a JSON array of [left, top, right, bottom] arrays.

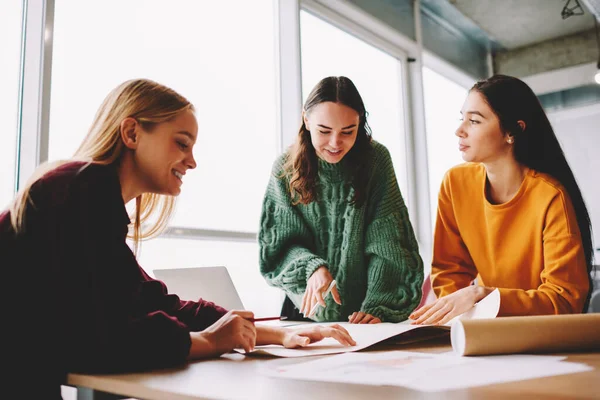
[[441, 163, 484, 189], [30, 161, 119, 207], [263, 153, 293, 205], [527, 170, 571, 205], [271, 152, 289, 177], [444, 162, 484, 181], [368, 140, 394, 175], [528, 170, 566, 195], [527, 170, 581, 236], [433, 163, 484, 204], [370, 140, 392, 163]]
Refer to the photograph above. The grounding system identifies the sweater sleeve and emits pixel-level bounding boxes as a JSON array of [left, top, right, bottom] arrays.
[[258, 158, 328, 296], [136, 269, 228, 332], [430, 172, 479, 297], [360, 147, 423, 322], [48, 174, 194, 373], [496, 192, 589, 315]]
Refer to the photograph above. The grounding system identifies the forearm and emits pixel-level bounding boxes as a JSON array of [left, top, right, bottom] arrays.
[[256, 325, 285, 346], [261, 248, 327, 294], [497, 285, 587, 316]]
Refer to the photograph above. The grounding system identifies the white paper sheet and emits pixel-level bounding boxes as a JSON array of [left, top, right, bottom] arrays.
[[450, 287, 501, 323], [249, 322, 420, 357], [262, 351, 592, 391], [244, 289, 500, 357], [246, 289, 501, 358]]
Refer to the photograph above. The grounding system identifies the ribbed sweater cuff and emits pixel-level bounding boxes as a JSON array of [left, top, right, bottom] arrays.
[[305, 257, 328, 284]]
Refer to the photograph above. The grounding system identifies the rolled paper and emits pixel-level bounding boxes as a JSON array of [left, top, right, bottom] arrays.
[[451, 313, 600, 356]]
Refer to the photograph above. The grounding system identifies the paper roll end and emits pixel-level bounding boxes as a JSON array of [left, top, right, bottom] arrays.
[[451, 320, 467, 356]]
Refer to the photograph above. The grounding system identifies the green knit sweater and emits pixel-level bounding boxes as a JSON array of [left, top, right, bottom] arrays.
[[258, 141, 423, 322]]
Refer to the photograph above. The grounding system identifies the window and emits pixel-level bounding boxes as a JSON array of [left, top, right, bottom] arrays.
[[0, 0, 23, 210], [49, 0, 277, 233], [423, 67, 468, 230], [300, 11, 409, 199], [49, 0, 279, 313]]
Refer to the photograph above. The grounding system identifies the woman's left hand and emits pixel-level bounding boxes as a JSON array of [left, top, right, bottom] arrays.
[[348, 312, 382, 324], [409, 286, 489, 325], [282, 324, 356, 348]]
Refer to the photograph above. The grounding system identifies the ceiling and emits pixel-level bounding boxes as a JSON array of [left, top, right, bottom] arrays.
[[448, 0, 596, 49]]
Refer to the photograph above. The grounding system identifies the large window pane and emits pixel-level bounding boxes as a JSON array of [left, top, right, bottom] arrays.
[[49, 0, 277, 233], [423, 67, 468, 230], [300, 11, 409, 199], [50, 0, 279, 316], [0, 1, 23, 210]]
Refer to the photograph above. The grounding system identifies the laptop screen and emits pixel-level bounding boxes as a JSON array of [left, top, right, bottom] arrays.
[[152, 266, 245, 311]]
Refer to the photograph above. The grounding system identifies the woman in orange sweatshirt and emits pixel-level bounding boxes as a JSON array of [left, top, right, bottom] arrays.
[[410, 74, 594, 325]]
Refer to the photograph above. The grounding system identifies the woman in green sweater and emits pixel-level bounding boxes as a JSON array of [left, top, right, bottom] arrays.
[[259, 76, 423, 323]]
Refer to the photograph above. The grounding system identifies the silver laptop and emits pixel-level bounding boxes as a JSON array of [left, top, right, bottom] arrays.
[[153, 266, 245, 311]]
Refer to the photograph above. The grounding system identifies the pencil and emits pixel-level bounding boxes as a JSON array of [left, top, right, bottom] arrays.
[[250, 316, 288, 322], [308, 280, 337, 317]]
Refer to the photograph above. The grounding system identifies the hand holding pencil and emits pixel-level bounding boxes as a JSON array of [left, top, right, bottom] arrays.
[[301, 266, 342, 318]]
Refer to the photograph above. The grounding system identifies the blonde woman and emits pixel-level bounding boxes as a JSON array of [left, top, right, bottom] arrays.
[[0, 79, 354, 398]]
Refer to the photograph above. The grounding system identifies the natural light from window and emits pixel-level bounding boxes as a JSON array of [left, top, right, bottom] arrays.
[[49, 0, 279, 316], [49, 0, 277, 233], [0, 1, 23, 210], [422, 67, 468, 231]]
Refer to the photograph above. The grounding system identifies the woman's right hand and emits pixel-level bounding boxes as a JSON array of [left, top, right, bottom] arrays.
[[300, 266, 341, 317], [189, 310, 256, 359]]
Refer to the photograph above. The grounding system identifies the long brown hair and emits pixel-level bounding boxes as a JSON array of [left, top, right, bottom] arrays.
[[283, 76, 373, 205], [9, 79, 193, 255]]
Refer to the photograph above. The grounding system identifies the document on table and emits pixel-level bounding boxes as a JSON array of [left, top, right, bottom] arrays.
[[262, 351, 592, 391], [247, 289, 500, 358]]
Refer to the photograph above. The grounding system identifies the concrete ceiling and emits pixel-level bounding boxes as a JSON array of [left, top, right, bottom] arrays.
[[448, 0, 595, 49], [431, 0, 600, 78]]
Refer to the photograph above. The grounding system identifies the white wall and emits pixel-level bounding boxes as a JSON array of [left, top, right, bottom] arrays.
[[548, 103, 600, 259]]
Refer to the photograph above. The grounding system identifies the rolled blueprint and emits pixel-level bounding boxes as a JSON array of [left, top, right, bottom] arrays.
[[451, 313, 600, 356]]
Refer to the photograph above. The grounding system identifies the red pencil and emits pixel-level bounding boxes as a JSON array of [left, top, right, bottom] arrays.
[[249, 316, 288, 322]]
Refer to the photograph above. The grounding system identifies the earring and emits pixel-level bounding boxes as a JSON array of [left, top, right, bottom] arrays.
[[507, 138, 514, 144]]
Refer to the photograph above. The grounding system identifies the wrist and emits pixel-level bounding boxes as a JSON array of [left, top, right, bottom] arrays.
[[276, 327, 287, 346], [187, 331, 217, 360], [256, 325, 287, 346], [305, 260, 327, 283], [473, 286, 493, 303]]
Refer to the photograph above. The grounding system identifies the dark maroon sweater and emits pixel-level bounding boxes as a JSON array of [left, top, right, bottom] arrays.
[[0, 162, 227, 399]]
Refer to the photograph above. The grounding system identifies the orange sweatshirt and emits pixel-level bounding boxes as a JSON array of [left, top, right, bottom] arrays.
[[431, 163, 589, 316]]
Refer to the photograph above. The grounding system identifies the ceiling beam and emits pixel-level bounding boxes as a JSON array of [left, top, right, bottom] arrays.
[[521, 62, 598, 95], [493, 28, 597, 77]]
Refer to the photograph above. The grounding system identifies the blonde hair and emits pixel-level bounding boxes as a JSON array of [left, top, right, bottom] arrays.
[[9, 78, 193, 255]]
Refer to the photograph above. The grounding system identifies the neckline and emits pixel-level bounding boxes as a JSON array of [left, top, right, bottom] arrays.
[[317, 158, 349, 182], [483, 168, 532, 210]]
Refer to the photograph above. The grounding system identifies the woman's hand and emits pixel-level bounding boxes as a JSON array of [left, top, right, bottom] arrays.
[[189, 310, 257, 358], [348, 312, 382, 324], [301, 266, 341, 317], [282, 324, 356, 348], [409, 286, 492, 325]]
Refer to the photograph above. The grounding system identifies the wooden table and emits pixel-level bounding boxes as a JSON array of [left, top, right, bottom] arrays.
[[69, 338, 600, 400]]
